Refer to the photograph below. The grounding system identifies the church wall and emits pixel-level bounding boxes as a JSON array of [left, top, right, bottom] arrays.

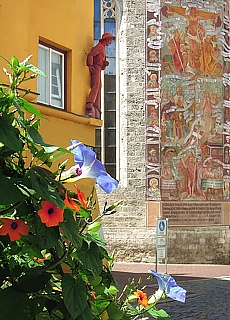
[[98, 0, 230, 265]]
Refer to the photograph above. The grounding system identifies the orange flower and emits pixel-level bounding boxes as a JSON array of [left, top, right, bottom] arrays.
[[74, 185, 87, 208], [90, 292, 96, 299], [38, 201, 64, 227], [134, 290, 148, 308], [0, 218, 29, 241], [64, 192, 80, 212]]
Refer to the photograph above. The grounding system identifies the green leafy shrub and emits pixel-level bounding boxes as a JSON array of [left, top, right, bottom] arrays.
[[0, 55, 186, 319]]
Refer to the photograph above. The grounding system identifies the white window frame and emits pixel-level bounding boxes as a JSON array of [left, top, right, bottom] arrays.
[[38, 44, 65, 109]]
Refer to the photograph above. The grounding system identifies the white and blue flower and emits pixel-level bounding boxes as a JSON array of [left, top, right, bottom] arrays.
[[148, 270, 186, 303], [57, 140, 118, 194]]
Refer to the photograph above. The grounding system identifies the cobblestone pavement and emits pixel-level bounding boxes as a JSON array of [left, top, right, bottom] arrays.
[[147, 277, 230, 320], [112, 263, 230, 320]]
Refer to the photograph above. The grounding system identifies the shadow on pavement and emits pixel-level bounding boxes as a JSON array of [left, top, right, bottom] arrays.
[[112, 271, 207, 295]]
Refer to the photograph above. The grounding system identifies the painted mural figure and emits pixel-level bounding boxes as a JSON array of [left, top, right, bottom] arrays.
[[199, 35, 222, 76], [84, 32, 115, 119], [148, 178, 161, 199], [148, 148, 158, 163], [168, 30, 183, 72], [148, 50, 159, 63], [224, 181, 230, 200], [181, 150, 199, 198], [148, 73, 159, 88], [201, 91, 212, 132], [165, 114, 173, 139], [162, 5, 219, 69], [175, 112, 186, 139], [162, 86, 187, 114], [147, 24, 157, 39]]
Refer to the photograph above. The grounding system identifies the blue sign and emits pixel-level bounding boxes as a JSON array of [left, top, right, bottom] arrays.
[[159, 221, 165, 231]]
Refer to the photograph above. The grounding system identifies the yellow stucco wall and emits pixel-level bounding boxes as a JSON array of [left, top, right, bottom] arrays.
[[0, 0, 100, 147], [0, 0, 102, 207]]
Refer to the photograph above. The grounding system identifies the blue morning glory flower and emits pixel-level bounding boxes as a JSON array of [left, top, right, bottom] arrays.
[[58, 140, 118, 194], [148, 270, 186, 303]]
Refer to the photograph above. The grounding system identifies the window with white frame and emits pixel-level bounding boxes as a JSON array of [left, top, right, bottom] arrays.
[[37, 44, 65, 109]]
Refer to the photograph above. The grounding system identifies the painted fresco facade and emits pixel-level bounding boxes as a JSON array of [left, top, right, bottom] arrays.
[[146, 0, 230, 202]]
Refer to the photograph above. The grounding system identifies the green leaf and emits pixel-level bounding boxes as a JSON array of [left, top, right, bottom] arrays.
[[108, 285, 119, 296], [94, 283, 105, 295], [26, 126, 59, 154], [59, 210, 82, 249], [62, 275, 87, 319], [88, 275, 102, 287], [11, 55, 19, 69], [53, 300, 72, 320], [35, 215, 60, 249], [78, 207, 91, 219], [75, 304, 93, 320], [100, 268, 115, 289], [29, 168, 64, 208], [19, 55, 33, 66], [19, 98, 44, 118], [31, 118, 40, 130], [0, 174, 27, 206], [86, 230, 107, 247], [0, 113, 22, 151], [105, 201, 122, 213], [94, 299, 110, 308], [48, 147, 72, 162], [99, 246, 113, 263], [88, 221, 101, 232], [13, 272, 52, 293], [148, 307, 172, 319], [0, 287, 45, 320], [21, 63, 47, 77], [13, 99, 24, 118], [77, 242, 102, 278], [107, 303, 126, 320]]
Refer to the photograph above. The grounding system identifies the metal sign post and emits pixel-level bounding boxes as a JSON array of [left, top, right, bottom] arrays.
[[156, 218, 168, 274]]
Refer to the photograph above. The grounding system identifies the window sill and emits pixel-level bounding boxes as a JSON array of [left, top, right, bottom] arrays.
[[37, 104, 103, 127]]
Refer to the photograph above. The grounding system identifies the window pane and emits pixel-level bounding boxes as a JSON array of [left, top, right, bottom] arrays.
[[106, 41, 116, 57], [105, 93, 116, 110], [94, 147, 102, 161], [104, 75, 116, 92], [51, 51, 63, 108], [105, 110, 116, 127], [104, 18, 116, 36], [95, 128, 101, 147], [94, 21, 101, 40], [38, 46, 49, 104], [105, 128, 116, 146], [105, 146, 116, 163], [38, 46, 64, 109], [105, 164, 116, 179], [94, 0, 101, 21], [105, 57, 116, 75]]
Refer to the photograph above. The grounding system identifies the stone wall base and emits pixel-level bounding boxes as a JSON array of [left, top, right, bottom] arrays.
[[103, 226, 230, 264], [168, 226, 230, 264]]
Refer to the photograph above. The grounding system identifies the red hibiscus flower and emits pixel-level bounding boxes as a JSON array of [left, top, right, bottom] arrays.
[[74, 185, 87, 208], [38, 201, 64, 227], [134, 290, 148, 308], [64, 192, 80, 212], [0, 218, 29, 241]]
